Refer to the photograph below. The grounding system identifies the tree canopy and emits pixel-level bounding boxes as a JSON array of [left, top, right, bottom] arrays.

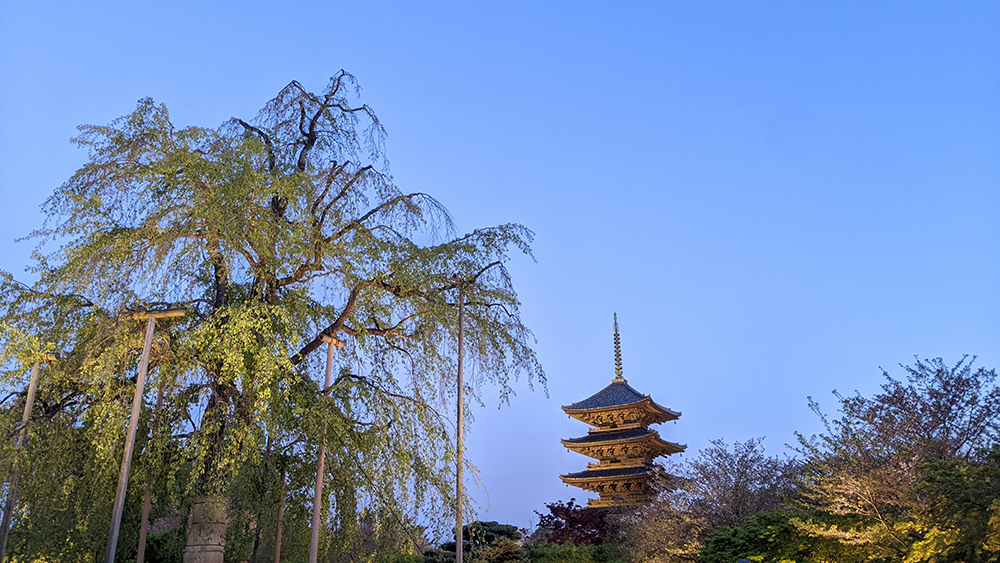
[[615, 438, 796, 563], [0, 70, 543, 562]]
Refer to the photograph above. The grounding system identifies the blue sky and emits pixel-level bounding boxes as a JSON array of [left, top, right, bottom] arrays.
[[2, 2, 998, 530]]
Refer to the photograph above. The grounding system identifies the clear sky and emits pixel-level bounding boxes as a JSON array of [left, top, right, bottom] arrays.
[[2, 2, 998, 531]]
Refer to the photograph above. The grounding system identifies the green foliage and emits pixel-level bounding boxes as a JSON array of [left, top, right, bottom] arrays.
[[901, 451, 1000, 563], [699, 511, 812, 563], [687, 357, 1000, 563], [609, 357, 1000, 563], [465, 521, 521, 548], [523, 542, 626, 563], [422, 548, 457, 563], [144, 528, 186, 563], [436, 521, 523, 562], [0, 71, 543, 561], [425, 521, 625, 563]]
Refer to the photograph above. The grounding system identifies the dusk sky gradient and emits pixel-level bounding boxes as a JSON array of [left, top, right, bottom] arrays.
[[1, 2, 998, 532]]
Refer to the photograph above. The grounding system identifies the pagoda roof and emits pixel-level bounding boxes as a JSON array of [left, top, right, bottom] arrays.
[[564, 427, 652, 444], [561, 465, 654, 481], [562, 378, 680, 418], [562, 428, 687, 457]]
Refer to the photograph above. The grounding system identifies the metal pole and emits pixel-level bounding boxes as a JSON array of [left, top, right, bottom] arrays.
[[136, 381, 166, 563], [0, 352, 56, 561], [309, 335, 343, 563], [456, 286, 465, 563], [105, 314, 157, 563]]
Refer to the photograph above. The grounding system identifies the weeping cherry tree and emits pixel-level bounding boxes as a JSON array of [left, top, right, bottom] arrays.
[[0, 70, 543, 562]]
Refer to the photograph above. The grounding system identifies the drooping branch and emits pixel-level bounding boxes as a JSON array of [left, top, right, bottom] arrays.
[[2, 390, 84, 442], [470, 261, 502, 283], [309, 160, 352, 216], [0, 272, 95, 310], [324, 371, 446, 430], [341, 311, 422, 339], [291, 72, 377, 172], [315, 165, 372, 230], [325, 192, 429, 244]]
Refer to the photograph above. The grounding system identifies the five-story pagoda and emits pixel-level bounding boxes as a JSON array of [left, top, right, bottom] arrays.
[[559, 315, 685, 508]]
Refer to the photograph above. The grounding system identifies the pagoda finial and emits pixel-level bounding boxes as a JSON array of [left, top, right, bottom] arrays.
[[613, 313, 626, 383]]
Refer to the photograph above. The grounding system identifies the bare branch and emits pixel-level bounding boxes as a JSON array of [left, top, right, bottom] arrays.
[[234, 118, 276, 172]]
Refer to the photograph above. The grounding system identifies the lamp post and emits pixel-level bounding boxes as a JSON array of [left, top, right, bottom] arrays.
[[308, 334, 345, 563], [104, 308, 184, 563], [455, 283, 466, 563], [0, 351, 58, 562]]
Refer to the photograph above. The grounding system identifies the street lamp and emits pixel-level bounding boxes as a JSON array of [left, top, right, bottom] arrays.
[[455, 282, 466, 563]]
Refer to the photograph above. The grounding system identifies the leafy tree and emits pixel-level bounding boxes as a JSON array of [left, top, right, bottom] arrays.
[[144, 529, 186, 563], [426, 521, 522, 563], [0, 71, 542, 561], [523, 541, 626, 563], [531, 499, 611, 546], [698, 510, 807, 563], [794, 356, 1000, 561], [616, 357, 1000, 563], [616, 486, 708, 563], [424, 520, 626, 563], [464, 521, 521, 549], [684, 438, 797, 531], [902, 450, 1000, 563], [616, 438, 795, 563]]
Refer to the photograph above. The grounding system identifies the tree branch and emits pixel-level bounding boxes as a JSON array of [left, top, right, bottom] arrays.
[[289, 283, 367, 365], [234, 119, 276, 172]]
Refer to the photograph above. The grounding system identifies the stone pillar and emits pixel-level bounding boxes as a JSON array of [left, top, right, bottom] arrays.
[[183, 498, 226, 563]]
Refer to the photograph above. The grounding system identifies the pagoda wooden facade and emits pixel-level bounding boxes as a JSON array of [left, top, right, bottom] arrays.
[[559, 315, 685, 508]]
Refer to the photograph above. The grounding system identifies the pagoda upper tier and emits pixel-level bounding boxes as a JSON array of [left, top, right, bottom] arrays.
[[562, 378, 681, 428]]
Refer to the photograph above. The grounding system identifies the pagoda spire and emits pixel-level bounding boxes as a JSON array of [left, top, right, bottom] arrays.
[[613, 313, 626, 383]]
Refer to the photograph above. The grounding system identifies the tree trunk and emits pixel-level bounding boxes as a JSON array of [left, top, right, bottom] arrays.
[[183, 497, 227, 563], [274, 467, 285, 563], [137, 382, 166, 563], [249, 516, 261, 563]]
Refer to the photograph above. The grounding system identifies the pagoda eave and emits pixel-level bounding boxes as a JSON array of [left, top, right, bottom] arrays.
[[587, 495, 653, 508], [561, 429, 686, 460], [562, 398, 680, 428], [562, 396, 681, 420], [561, 442, 686, 460], [559, 465, 660, 497], [560, 465, 656, 482]]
